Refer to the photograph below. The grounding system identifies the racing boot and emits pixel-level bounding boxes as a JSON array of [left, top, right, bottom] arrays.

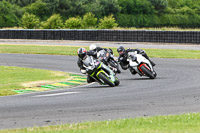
[[148, 59, 156, 66], [87, 75, 95, 83], [129, 67, 137, 75]]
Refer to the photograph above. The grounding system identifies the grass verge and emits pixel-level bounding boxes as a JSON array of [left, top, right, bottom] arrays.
[[0, 113, 200, 133], [2, 27, 200, 31], [114, 27, 200, 31], [0, 44, 200, 59], [0, 66, 71, 96]]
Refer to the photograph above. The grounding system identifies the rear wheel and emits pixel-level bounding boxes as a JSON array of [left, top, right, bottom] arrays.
[[140, 65, 155, 79], [98, 72, 115, 87]]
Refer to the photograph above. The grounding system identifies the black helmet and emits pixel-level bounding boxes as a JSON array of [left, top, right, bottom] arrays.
[[77, 48, 87, 59], [117, 46, 125, 55]]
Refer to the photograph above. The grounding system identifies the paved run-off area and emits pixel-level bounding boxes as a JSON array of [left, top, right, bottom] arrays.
[[0, 39, 200, 50]]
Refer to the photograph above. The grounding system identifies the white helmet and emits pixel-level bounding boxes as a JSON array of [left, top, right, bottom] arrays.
[[89, 44, 96, 50]]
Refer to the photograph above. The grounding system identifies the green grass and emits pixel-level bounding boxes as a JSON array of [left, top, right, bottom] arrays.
[[2, 26, 200, 31], [0, 44, 80, 55], [1, 113, 200, 133], [114, 27, 200, 31], [0, 66, 71, 96], [0, 44, 200, 59]]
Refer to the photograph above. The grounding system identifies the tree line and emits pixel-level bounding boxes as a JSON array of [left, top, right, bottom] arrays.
[[0, 0, 200, 29]]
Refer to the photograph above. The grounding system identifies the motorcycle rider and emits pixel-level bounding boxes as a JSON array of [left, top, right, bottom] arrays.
[[77, 47, 96, 83], [89, 44, 121, 73], [77, 47, 113, 83], [117, 46, 156, 74], [89, 44, 114, 58]]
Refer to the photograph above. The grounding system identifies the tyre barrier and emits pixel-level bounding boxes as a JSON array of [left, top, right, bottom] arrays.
[[0, 29, 199, 44]]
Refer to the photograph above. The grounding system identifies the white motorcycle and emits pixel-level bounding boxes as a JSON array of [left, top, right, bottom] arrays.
[[127, 51, 157, 79]]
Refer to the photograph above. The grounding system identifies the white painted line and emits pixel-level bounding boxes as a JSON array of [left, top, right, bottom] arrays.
[[33, 92, 79, 97], [10, 82, 95, 98]]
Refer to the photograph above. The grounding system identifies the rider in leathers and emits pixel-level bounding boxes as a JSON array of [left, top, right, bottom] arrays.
[[117, 46, 156, 74], [89, 44, 114, 58], [77, 47, 113, 83]]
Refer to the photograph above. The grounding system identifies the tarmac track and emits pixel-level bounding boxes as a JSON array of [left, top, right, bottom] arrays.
[[0, 53, 200, 129]]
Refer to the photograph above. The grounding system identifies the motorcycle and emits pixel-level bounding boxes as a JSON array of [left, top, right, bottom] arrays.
[[97, 49, 121, 74], [82, 55, 120, 87], [127, 51, 157, 79]]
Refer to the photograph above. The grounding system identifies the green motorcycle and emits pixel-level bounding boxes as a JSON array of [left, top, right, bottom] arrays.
[[83, 55, 120, 87]]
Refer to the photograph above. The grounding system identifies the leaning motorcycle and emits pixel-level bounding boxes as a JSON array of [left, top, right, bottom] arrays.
[[97, 49, 121, 74], [82, 55, 120, 87], [127, 51, 157, 79]]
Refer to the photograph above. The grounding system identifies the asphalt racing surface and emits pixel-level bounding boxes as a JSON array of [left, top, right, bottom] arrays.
[[0, 53, 200, 129]]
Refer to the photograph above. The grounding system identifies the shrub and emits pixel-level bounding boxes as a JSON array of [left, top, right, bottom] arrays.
[[82, 12, 97, 29], [65, 17, 82, 29], [21, 13, 40, 29], [98, 15, 118, 29], [40, 14, 64, 29]]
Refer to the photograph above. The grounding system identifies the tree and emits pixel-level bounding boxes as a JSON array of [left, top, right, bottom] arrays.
[[57, 0, 86, 19], [21, 13, 40, 29], [24, 0, 50, 20], [118, 0, 155, 14], [98, 15, 118, 29], [97, 0, 121, 16], [84, 0, 120, 18], [0, 0, 23, 27], [148, 0, 168, 13], [42, 0, 59, 14], [1, 0, 37, 7]]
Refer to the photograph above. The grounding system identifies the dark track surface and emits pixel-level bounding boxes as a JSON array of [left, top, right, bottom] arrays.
[[0, 53, 200, 129]]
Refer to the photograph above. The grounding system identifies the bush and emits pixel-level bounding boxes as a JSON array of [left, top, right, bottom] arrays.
[[65, 17, 82, 29], [82, 12, 97, 29], [21, 13, 40, 29], [116, 14, 160, 27], [159, 14, 190, 27], [116, 14, 133, 27], [98, 15, 118, 29], [40, 14, 64, 29]]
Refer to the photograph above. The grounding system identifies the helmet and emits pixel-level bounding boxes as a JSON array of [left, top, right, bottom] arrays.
[[77, 48, 87, 59], [117, 46, 125, 55], [89, 44, 97, 51]]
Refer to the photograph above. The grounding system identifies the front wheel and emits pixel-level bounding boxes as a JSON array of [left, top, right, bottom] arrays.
[[98, 72, 115, 87], [109, 60, 121, 73], [114, 77, 120, 86], [140, 65, 155, 79]]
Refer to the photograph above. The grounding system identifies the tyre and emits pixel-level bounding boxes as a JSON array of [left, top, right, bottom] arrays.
[[114, 77, 120, 86], [98, 72, 115, 87], [140, 65, 155, 79], [109, 60, 121, 73], [116, 66, 121, 73]]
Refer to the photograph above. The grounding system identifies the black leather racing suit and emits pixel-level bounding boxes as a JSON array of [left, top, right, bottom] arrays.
[[77, 51, 96, 83]]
